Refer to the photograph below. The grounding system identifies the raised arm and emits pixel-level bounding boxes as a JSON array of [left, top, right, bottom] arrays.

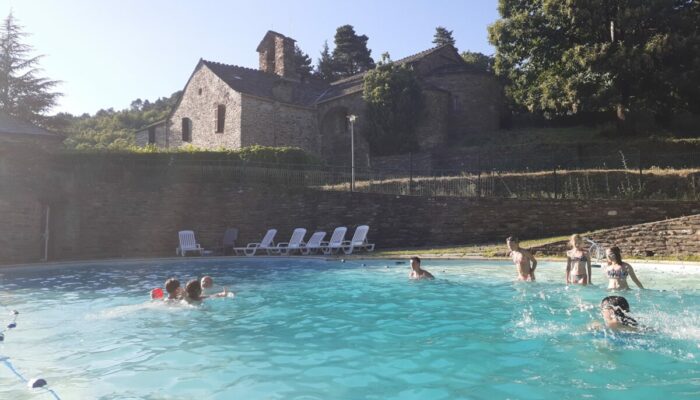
[[627, 265, 644, 289]]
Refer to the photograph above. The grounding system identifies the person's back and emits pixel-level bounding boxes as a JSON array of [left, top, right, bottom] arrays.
[[409, 256, 434, 280]]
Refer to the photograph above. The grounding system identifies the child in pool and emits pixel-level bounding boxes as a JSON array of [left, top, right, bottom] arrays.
[[409, 256, 434, 280], [604, 247, 644, 290], [200, 275, 233, 297], [590, 296, 640, 332], [164, 278, 185, 300], [185, 279, 229, 303], [507, 236, 537, 281], [566, 234, 592, 285]]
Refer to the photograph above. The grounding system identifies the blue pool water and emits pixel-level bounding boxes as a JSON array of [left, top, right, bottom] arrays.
[[0, 258, 699, 399]]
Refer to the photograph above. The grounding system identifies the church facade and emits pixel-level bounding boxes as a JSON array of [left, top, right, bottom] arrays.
[[136, 31, 502, 165]]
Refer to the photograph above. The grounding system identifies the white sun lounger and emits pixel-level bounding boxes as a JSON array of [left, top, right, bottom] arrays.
[[234, 229, 277, 256], [342, 225, 375, 255], [176, 230, 204, 256], [269, 228, 307, 255], [301, 231, 326, 255], [320, 226, 347, 255]]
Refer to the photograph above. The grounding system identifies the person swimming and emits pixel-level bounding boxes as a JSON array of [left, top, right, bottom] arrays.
[[408, 256, 434, 280], [597, 296, 639, 331], [566, 234, 591, 285], [604, 247, 644, 290], [164, 278, 185, 301]]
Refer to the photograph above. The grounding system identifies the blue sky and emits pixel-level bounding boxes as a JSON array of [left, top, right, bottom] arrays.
[[1, 0, 499, 115]]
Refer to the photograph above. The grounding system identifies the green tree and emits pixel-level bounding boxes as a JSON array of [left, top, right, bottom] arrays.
[[293, 44, 313, 80], [0, 13, 61, 124], [362, 56, 424, 156], [489, 0, 700, 134], [316, 41, 335, 81], [433, 26, 456, 47], [331, 25, 375, 78], [461, 51, 494, 73]]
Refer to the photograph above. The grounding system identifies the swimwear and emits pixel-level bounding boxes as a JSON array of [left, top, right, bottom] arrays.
[[607, 267, 629, 279], [571, 274, 587, 281]]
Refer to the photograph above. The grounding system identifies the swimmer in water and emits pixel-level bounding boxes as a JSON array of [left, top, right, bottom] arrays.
[[590, 296, 640, 331], [604, 247, 644, 290], [409, 256, 434, 280], [200, 275, 233, 298], [164, 278, 185, 300], [565, 234, 592, 285], [507, 236, 537, 281]]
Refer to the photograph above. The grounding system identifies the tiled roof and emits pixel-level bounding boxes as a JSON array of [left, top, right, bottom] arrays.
[[0, 112, 61, 138], [202, 60, 329, 108]]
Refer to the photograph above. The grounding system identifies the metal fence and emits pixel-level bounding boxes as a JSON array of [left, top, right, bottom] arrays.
[[29, 151, 700, 201]]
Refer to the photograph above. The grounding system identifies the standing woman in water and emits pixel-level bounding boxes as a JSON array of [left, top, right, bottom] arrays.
[[604, 246, 644, 290], [565, 234, 592, 285]]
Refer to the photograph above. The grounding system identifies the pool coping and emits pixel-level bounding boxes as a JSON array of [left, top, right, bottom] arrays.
[[2, 254, 699, 270]]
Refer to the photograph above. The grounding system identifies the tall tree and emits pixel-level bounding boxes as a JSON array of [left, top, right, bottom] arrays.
[[0, 13, 61, 124], [331, 25, 375, 78], [461, 51, 494, 73], [432, 26, 456, 47], [489, 0, 700, 135], [363, 56, 424, 156], [293, 44, 313, 80], [316, 41, 335, 81]]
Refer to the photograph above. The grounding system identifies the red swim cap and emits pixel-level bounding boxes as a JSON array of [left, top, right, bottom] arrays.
[[150, 288, 164, 299]]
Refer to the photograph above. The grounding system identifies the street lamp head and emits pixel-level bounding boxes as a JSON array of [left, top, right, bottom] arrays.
[[347, 114, 357, 123]]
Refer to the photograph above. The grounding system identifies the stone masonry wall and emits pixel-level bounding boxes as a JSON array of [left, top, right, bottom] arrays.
[[531, 214, 700, 258], [168, 66, 242, 149], [135, 123, 167, 148], [240, 95, 319, 155]]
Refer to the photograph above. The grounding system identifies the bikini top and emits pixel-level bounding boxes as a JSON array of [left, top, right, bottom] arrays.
[[607, 265, 629, 279], [568, 251, 588, 262]]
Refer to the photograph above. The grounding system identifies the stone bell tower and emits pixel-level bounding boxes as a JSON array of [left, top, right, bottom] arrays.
[[256, 31, 299, 81]]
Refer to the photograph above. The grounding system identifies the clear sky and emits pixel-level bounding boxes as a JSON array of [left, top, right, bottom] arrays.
[[1, 0, 499, 115]]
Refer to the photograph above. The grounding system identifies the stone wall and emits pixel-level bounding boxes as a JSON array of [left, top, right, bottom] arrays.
[[316, 92, 370, 167], [168, 66, 242, 149], [240, 95, 319, 155], [531, 214, 700, 258], [135, 122, 167, 147], [414, 89, 449, 150]]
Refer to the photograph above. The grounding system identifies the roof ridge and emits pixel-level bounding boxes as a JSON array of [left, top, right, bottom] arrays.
[[201, 59, 263, 74], [393, 44, 450, 64]]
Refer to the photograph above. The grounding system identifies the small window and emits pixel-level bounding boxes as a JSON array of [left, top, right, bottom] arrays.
[[148, 127, 156, 144], [182, 118, 192, 142], [198, 88, 203, 95], [215, 105, 226, 133]]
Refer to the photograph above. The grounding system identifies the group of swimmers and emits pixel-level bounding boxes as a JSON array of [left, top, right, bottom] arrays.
[[408, 234, 646, 331], [153, 275, 232, 304]]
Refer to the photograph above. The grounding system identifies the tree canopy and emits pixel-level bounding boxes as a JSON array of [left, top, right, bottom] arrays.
[[316, 41, 335, 81], [461, 51, 494, 73], [488, 0, 700, 134], [433, 26, 456, 47], [0, 13, 61, 125], [293, 44, 313, 80], [330, 25, 375, 79], [362, 55, 424, 156]]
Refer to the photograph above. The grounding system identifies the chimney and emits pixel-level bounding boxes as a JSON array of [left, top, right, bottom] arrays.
[[256, 31, 299, 81]]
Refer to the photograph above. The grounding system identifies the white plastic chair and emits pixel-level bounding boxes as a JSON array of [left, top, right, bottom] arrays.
[[320, 227, 347, 255], [234, 229, 277, 256], [176, 230, 204, 256], [301, 231, 326, 255], [342, 225, 375, 255], [269, 228, 307, 255]]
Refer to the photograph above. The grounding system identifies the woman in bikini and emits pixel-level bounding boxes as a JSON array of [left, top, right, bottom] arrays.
[[604, 246, 644, 290], [565, 234, 591, 285]]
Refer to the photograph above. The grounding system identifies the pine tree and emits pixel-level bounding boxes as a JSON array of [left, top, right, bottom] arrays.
[[293, 44, 313, 81], [331, 25, 375, 78], [0, 13, 61, 124], [316, 41, 335, 81], [432, 26, 456, 48]]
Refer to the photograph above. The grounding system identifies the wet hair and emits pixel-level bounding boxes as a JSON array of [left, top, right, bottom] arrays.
[[506, 236, 518, 243], [185, 279, 203, 301], [164, 278, 180, 295], [601, 296, 638, 327], [606, 246, 623, 264], [410, 256, 421, 265], [569, 234, 582, 249]]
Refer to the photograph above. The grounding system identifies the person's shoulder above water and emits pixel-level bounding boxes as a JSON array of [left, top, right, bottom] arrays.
[[409, 256, 434, 280]]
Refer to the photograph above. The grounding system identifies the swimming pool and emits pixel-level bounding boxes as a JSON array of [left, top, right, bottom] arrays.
[[1, 258, 698, 399]]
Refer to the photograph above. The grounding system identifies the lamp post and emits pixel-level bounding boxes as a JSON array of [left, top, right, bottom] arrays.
[[347, 114, 357, 192]]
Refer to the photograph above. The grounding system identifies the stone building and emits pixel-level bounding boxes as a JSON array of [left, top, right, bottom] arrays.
[[0, 111, 63, 148], [136, 31, 502, 165]]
